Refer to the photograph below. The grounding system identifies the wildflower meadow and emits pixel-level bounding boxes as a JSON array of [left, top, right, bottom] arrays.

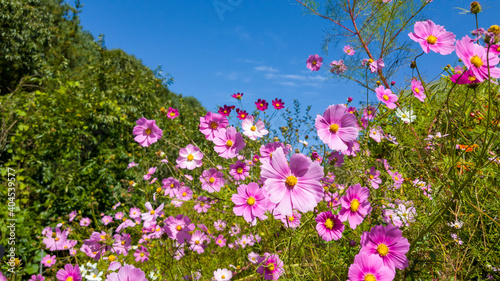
[[1, 0, 500, 280]]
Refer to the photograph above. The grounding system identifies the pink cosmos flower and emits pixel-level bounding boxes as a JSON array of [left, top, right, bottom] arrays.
[[133, 246, 150, 262], [69, 210, 77, 222], [388, 170, 404, 189], [105, 264, 148, 281], [213, 127, 246, 159], [369, 127, 384, 143], [42, 254, 56, 267], [141, 202, 164, 228], [242, 115, 268, 140], [316, 211, 345, 241], [330, 60, 347, 74], [215, 234, 226, 247], [112, 233, 132, 255], [315, 104, 359, 151], [360, 224, 410, 271], [375, 85, 398, 109], [450, 69, 480, 84], [411, 78, 426, 102], [213, 268, 232, 281], [80, 217, 91, 227], [362, 58, 385, 73], [129, 207, 141, 219], [102, 215, 113, 225], [255, 99, 269, 111], [133, 117, 163, 147], [456, 35, 500, 82], [257, 253, 284, 280], [343, 45, 355, 55], [164, 214, 195, 244], [56, 264, 81, 281], [232, 92, 244, 99], [162, 177, 181, 197], [367, 167, 382, 189], [143, 167, 157, 181], [249, 252, 261, 264], [199, 111, 229, 141], [348, 252, 395, 281], [306, 54, 323, 71], [189, 230, 208, 254], [382, 203, 403, 227], [259, 142, 288, 160], [339, 184, 372, 229], [214, 220, 226, 231], [167, 107, 179, 119], [229, 160, 249, 181], [176, 185, 193, 201], [272, 98, 285, 110], [260, 147, 324, 216], [232, 182, 269, 223], [194, 199, 211, 213], [277, 210, 301, 228], [176, 144, 204, 170], [28, 274, 45, 281], [363, 106, 376, 120], [127, 162, 138, 169], [408, 20, 456, 55], [199, 168, 225, 193]]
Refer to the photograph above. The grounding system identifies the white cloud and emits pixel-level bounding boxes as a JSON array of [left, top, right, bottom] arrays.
[[254, 66, 279, 72]]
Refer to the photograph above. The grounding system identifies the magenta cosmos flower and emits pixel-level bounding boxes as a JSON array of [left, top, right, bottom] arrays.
[[362, 58, 385, 73], [255, 99, 269, 111], [167, 107, 179, 119], [105, 264, 148, 281], [272, 98, 284, 110], [260, 147, 324, 216], [229, 160, 250, 181], [242, 115, 268, 140], [176, 144, 203, 170], [213, 127, 245, 159], [315, 104, 359, 152], [411, 78, 426, 102], [348, 252, 395, 281], [56, 264, 82, 281], [235, 108, 249, 120], [199, 111, 229, 141], [330, 60, 347, 74], [232, 182, 269, 223], [408, 20, 456, 55], [306, 54, 323, 71], [339, 184, 372, 229], [376, 85, 398, 109], [257, 253, 284, 280], [164, 214, 195, 244], [232, 92, 243, 99], [133, 117, 163, 147], [199, 167, 225, 193], [360, 224, 410, 271], [315, 211, 345, 241], [456, 35, 500, 82]]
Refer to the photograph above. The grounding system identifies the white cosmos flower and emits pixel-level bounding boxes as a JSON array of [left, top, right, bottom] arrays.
[[395, 108, 416, 123]]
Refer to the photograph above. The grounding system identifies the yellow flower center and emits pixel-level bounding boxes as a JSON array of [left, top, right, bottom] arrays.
[[329, 124, 339, 133], [369, 175, 374, 179], [182, 192, 187, 197], [247, 197, 256, 206], [350, 199, 360, 212], [250, 125, 257, 131], [237, 167, 243, 174], [210, 122, 218, 129], [275, 103, 280, 107], [325, 218, 334, 229], [426, 35, 437, 44], [469, 76, 477, 82], [415, 88, 420, 93], [109, 255, 116, 262], [195, 240, 200, 245], [488, 25, 500, 34], [47, 259, 52, 264], [221, 275, 226, 279], [100, 235, 106, 240], [66, 277, 74, 281], [364, 274, 377, 281], [122, 217, 127, 222], [150, 210, 155, 215], [377, 244, 389, 256], [312, 61, 317, 65], [55, 237, 59, 241], [200, 202, 205, 207], [176, 225, 182, 231], [288, 216, 295, 222], [156, 187, 162, 193], [395, 176, 399, 181], [372, 131, 377, 135], [140, 253, 145, 257], [170, 112, 176, 117], [226, 140, 233, 147], [285, 175, 298, 187], [145, 128, 152, 135], [209, 177, 215, 184], [260, 103, 264, 107], [268, 263, 275, 271], [402, 114, 407, 118], [368, 59, 374, 65], [187, 154, 194, 161], [470, 55, 484, 68], [52, 233, 57, 238], [121, 241, 126, 245], [383, 94, 389, 101]]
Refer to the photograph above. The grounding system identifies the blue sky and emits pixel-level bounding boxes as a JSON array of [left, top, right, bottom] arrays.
[[78, 0, 499, 123]]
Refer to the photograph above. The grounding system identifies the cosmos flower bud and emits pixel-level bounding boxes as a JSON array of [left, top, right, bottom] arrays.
[[470, 1, 481, 14]]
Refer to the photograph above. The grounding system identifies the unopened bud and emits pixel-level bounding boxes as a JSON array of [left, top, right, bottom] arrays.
[[470, 1, 481, 14], [410, 61, 417, 69]]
